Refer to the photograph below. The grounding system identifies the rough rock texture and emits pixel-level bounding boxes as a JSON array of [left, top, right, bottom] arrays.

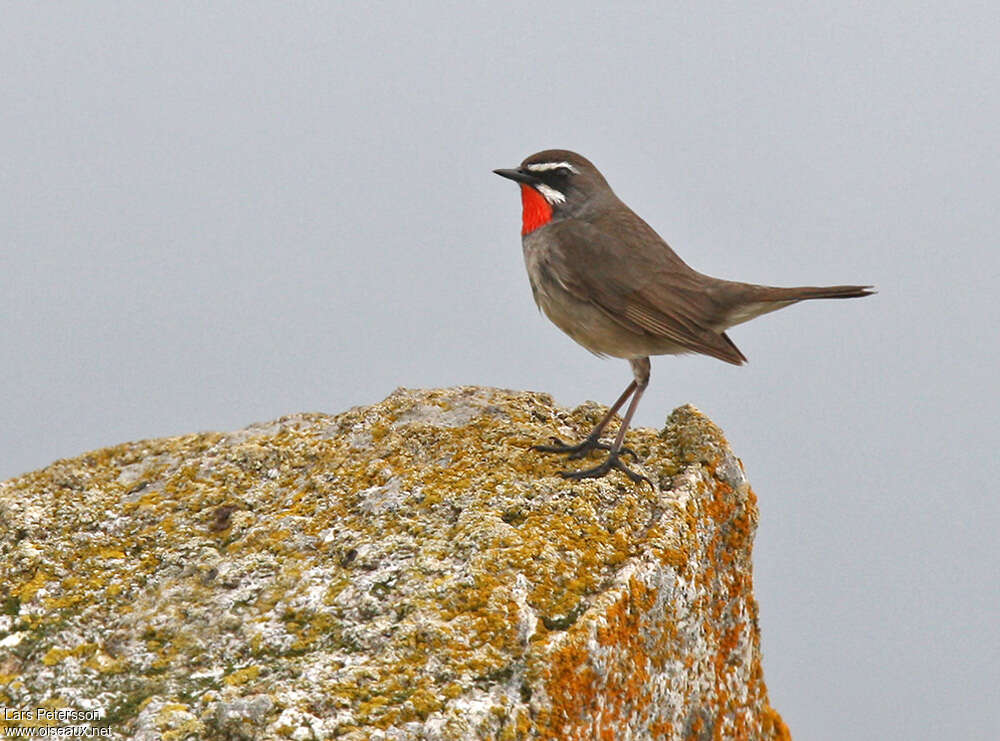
[[0, 386, 789, 740]]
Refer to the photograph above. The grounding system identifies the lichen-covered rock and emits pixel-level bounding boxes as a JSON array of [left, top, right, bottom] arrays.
[[0, 386, 789, 740]]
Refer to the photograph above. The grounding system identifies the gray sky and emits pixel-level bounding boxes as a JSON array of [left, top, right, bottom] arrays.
[[3, 3, 998, 738]]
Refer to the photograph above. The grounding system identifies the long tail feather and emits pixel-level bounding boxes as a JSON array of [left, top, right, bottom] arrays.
[[721, 283, 875, 328], [765, 284, 876, 301]]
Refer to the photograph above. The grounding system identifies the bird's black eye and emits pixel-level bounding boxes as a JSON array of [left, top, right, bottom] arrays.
[[555, 167, 571, 178]]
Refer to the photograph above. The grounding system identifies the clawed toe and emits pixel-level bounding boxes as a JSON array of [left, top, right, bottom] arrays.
[[558, 451, 652, 488], [531, 436, 637, 461], [530, 436, 577, 454]]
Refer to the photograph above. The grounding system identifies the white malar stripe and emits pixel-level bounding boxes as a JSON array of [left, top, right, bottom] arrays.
[[535, 183, 566, 204], [523, 161, 579, 173]]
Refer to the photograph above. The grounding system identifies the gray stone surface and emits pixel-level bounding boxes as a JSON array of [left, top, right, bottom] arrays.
[[0, 386, 788, 739]]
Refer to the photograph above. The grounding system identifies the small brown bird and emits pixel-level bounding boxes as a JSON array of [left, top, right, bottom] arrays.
[[494, 149, 873, 485]]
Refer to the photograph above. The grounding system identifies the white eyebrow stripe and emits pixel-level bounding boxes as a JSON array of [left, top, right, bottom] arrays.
[[534, 183, 566, 204], [524, 161, 578, 173]]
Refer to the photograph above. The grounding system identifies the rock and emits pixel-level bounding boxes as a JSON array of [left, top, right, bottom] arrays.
[[0, 386, 789, 740]]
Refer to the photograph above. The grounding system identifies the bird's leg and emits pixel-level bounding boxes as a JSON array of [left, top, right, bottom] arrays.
[[558, 358, 652, 487], [532, 380, 638, 460]]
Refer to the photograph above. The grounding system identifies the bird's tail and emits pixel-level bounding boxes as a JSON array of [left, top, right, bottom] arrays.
[[760, 284, 877, 301], [720, 283, 875, 328]]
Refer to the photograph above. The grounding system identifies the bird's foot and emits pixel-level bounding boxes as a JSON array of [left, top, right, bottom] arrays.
[[557, 450, 652, 488], [532, 434, 637, 461]]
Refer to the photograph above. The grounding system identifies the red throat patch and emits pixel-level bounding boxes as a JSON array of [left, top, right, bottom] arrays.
[[519, 184, 552, 235]]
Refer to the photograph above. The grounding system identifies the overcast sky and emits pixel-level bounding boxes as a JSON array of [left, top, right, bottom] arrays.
[[3, 3, 998, 738]]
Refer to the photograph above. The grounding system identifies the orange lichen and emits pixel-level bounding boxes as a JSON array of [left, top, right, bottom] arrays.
[[538, 637, 600, 739]]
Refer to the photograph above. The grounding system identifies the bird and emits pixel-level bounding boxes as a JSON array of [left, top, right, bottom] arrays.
[[494, 149, 874, 486]]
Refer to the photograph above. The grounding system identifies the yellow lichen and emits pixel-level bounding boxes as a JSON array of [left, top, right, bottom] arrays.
[[223, 665, 261, 686]]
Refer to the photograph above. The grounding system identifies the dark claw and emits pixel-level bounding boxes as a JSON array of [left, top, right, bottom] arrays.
[[531, 436, 637, 461], [558, 451, 653, 488]]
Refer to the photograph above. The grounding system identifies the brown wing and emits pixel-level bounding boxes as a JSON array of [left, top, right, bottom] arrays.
[[543, 207, 748, 365]]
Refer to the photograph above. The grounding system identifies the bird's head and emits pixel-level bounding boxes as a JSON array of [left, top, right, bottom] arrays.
[[494, 149, 612, 235]]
